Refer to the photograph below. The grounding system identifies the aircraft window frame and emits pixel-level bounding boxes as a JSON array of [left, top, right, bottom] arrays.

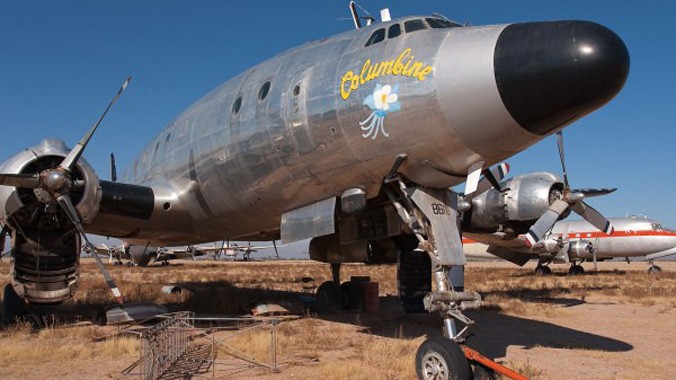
[[425, 17, 458, 29], [258, 81, 271, 101], [364, 28, 386, 47], [404, 19, 427, 33], [293, 84, 301, 97], [388, 24, 401, 39], [232, 96, 242, 114]]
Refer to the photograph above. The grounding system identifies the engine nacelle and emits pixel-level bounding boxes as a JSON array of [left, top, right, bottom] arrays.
[[309, 234, 368, 264], [463, 172, 567, 235], [0, 139, 101, 304], [569, 240, 594, 259]]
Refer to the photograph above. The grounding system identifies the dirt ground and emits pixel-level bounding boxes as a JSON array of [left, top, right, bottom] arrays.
[[0, 259, 674, 379]]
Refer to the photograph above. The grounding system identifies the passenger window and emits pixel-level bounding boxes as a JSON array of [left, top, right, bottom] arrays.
[[426, 18, 457, 29], [404, 19, 427, 33], [293, 84, 301, 97], [164, 133, 171, 149], [388, 24, 401, 39], [258, 81, 271, 101], [232, 96, 242, 114], [364, 28, 386, 47]]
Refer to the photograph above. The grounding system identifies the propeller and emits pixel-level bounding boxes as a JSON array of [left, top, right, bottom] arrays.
[[0, 77, 131, 304], [463, 162, 510, 202], [525, 131, 615, 247]]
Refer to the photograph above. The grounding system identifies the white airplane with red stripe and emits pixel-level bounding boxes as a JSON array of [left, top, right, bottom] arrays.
[[463, 216, 676, 275]]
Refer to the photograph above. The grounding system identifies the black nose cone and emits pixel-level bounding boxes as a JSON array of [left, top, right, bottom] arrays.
[[494, 21, 630, 135]]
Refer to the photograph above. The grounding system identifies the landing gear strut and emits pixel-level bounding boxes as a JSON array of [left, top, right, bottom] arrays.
[[383, 158, 482, 380]]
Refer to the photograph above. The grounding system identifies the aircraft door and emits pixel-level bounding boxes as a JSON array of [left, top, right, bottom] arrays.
[[284, 67, 316, 155]]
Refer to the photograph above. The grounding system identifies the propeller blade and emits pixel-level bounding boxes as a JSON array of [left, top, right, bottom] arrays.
[[110, 153, 117, 182], [60, 77, 132, 171], [463, 161, 484, 196], [463, 163, 510, 202], [525, 199, 570, 247], [571, 187, 617, 198], [556, 131, 570, 189], [570, 200, 614, 235], [56, 194, 124, 304], [0, 173, 40, 189]]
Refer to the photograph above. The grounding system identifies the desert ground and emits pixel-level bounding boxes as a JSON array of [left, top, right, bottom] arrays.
[[0, 258, 674, 379]]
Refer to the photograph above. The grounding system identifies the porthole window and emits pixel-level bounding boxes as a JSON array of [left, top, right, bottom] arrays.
[[232, 96, 242, 114], [258, 81, 271, 101], [293, 85, 301, 97], [388, 24, 401, 39]]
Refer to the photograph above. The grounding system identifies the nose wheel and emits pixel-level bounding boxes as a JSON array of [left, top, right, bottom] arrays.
[[416, 336, 470, 380]]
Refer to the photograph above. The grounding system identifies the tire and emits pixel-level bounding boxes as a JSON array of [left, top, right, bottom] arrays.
[[463, 335, 497, 380], [569, 265, 584, 275], [2, 284, 27, 325], [398, 238, 431, 314], [534, 266, 547, 276], [315, 281, 342, 313], [648, 265, 662, 274], [416, 336, 471, 380]]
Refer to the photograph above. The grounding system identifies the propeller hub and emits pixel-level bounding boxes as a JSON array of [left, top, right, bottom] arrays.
[[44, 170, 69, 192]]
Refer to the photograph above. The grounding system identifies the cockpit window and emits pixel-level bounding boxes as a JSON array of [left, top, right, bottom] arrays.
[[365, 28, 386, 47], [404, 19, 427, 33], [652, 223, 664, 231], [426, 17, 459, 29], [388, 24, 401, 39]]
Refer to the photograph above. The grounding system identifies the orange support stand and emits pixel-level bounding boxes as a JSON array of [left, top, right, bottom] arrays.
[[460, 345, 530, 380]]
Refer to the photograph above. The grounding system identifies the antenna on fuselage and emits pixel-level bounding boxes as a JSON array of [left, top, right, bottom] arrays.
[[348, 1, 375, 29]]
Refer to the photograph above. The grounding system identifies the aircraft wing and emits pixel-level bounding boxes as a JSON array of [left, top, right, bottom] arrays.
[[645, 247, 676, 261]]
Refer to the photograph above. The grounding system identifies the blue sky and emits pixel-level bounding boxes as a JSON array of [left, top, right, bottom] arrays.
[[0, 1, 674, 254]]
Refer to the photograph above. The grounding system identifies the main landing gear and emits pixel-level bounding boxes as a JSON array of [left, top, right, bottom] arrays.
[[315, 263, 367, 313], [568, 262, 584, 275], [648, 260, 662, 274], [534, 263, 552, 276]]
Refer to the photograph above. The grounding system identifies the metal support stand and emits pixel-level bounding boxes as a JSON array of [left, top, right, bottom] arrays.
[[383, 156, 481, 342]]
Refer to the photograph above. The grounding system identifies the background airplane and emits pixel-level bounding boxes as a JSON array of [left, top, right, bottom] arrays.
[[84, 241, 281, 266], [464, 215, 676, 274]]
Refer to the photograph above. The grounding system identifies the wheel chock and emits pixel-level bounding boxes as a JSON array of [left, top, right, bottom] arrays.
[[460, 345, 530, 380]]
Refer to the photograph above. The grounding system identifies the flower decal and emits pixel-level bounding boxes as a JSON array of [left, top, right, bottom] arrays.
[[360, 84, 400, 139]]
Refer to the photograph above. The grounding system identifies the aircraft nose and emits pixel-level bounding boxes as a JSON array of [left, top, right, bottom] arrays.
[[494, 21, 630, 135]]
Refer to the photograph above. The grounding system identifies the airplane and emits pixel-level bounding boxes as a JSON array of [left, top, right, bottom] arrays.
[[0, 3, 629, 379], [464, 215, 676, 275], [83, 240, 279, 266]]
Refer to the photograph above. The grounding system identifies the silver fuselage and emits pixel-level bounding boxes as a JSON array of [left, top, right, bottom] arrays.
[[88, 18, 544, 245]]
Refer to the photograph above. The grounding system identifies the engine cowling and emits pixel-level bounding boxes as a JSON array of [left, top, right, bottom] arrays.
[[0, 139, 101, 304], [569, 240, 594, 259], [462, 172, 568, 235]]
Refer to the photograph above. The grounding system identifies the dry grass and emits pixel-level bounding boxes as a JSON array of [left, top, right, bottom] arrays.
[[0, 260, 674, 379]]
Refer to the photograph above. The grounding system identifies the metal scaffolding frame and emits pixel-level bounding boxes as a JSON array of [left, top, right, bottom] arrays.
[[122, 312, 283, 379]]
